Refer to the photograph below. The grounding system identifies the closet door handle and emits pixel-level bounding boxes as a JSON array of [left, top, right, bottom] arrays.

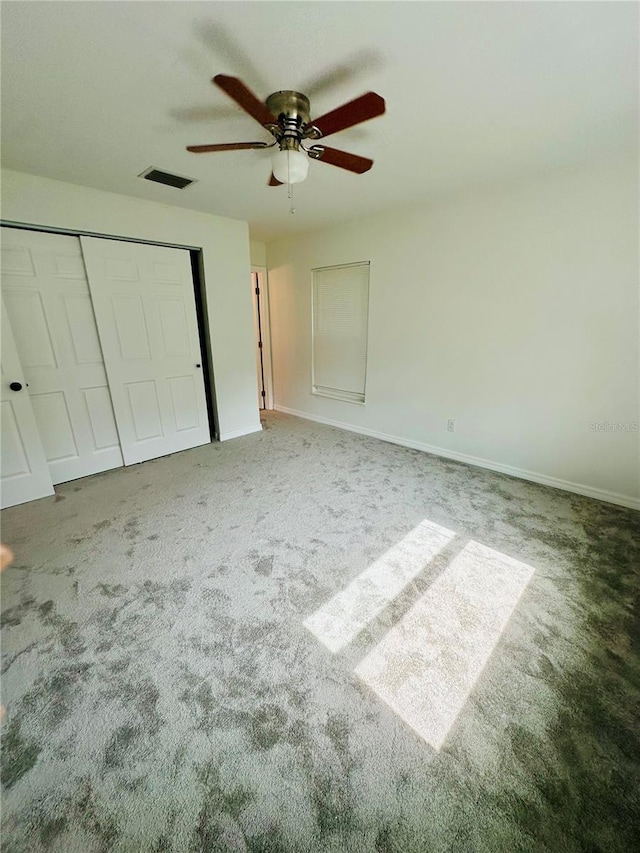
[[9, 382, 23, 392]]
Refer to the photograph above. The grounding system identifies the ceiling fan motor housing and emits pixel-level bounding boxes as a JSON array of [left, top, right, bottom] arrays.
[[266, 91, 311, 127], [266, 91, 317, 150]]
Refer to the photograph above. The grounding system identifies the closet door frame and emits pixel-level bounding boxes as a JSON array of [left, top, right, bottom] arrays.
[[1, 221, 217, 477]]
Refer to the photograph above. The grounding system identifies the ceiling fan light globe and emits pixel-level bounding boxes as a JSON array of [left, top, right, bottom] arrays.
[[272, 148, 309, 184]]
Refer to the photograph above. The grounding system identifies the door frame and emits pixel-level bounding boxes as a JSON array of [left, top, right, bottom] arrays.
[[252, 266, 274, 411], [1, 221, 218, 441]]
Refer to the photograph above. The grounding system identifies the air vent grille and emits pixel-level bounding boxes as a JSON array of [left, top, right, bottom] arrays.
[[139, 168, 194, 189]]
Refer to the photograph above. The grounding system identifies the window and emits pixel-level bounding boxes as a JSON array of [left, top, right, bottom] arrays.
[[312, 262, 370, 404]]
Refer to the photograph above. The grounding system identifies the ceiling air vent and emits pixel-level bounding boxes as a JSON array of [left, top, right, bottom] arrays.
[[139, 167, 195, 189]]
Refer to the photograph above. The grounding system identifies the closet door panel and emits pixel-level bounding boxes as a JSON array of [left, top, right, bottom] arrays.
[[80, 237, 210, 465], [1, 228, 124, 484], [0, 298, 54, 508]]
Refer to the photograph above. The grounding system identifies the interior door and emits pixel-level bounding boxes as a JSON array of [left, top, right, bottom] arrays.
[[1, 298, 55, 508], [80, 237, 210, 465], [1, 227, 124, 484]]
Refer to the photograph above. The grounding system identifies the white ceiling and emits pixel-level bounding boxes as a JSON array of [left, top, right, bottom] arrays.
[[1, 1, 637, 243]]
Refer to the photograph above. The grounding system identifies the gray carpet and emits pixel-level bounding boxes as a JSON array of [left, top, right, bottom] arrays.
[[1, 411, 639, 852]]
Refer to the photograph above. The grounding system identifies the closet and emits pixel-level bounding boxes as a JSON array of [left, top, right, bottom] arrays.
[[0, 227, 210, 509]]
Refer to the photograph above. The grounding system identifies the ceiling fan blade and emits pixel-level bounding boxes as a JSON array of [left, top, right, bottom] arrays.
[[307, 92, 385, 138], [268, 173, 283, 186], [308, 145, 373, 174], [213, 74, 277, 127], [186, 142, 269, 153]]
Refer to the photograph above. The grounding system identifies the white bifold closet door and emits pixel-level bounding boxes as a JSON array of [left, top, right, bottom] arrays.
[[80, 237, 210, 465], [1, 297, 55, 507], [1, 228, 123, 488]]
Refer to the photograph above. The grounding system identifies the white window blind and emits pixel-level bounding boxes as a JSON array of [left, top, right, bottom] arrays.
[[312, 262, 370, 403]]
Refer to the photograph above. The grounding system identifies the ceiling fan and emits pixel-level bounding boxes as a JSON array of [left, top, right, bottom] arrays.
[[186, 75, 385, 186]]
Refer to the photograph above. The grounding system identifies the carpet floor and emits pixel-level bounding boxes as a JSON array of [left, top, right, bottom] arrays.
[[1, 411, 638, 852]]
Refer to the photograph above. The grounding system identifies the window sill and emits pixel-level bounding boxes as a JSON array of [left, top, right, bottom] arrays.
[[311, 388, 366, 405]]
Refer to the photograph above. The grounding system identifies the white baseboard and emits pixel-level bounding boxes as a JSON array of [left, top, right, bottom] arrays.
[[218, 423, 262, 442], [274, 405, 640, 511]]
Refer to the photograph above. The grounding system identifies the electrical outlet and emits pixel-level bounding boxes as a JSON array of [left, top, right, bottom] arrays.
[[447, 419, 456, 432]]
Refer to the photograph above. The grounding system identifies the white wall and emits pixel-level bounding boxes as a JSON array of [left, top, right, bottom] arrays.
[[1, 169, 261, 441], [250, 240, 267, 268], [267, 156, 639, 508]]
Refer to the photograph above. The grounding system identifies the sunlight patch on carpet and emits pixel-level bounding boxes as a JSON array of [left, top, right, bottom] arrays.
[[354, 540, 535, 750], [303, 519, 456, 652]]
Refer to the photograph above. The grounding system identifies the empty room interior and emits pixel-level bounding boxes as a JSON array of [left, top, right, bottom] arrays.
[[1, 2, 639, 851]]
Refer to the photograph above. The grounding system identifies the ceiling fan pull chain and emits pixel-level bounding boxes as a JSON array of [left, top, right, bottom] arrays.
[[289, 182, 296, 215]]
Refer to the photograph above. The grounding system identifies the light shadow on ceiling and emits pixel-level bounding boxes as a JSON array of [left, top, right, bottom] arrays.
[[193, 19, 270, 93], [189, 19, 385, 104], [168, 104, 240, 124], [301, 48, 385, 99]]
